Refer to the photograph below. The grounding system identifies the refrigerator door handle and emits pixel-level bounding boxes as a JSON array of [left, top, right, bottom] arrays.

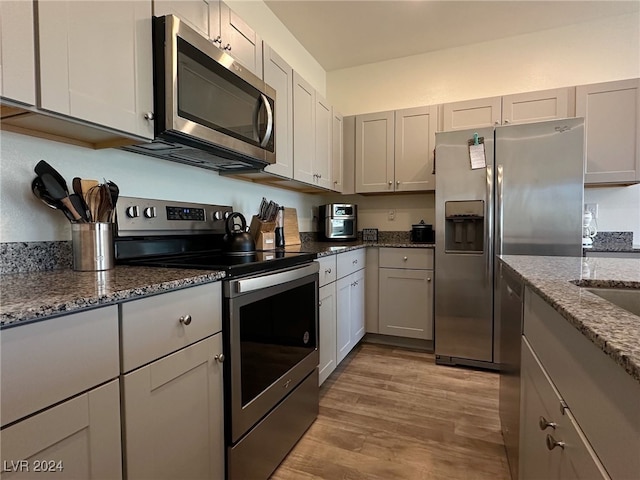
[[496, 163, 504, 258], [486, 164, 494, 280]]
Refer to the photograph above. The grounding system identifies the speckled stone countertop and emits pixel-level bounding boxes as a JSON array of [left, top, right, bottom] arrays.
[[0, 266, 225, 327], [292, 240, 435, 257], [499, 255, 640, 384]]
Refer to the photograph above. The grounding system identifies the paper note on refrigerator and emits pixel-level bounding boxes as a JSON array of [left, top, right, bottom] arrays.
[[469, 143, 486, 169]]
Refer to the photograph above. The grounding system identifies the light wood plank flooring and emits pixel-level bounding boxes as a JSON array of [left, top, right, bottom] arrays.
[[271, 343, 510, 480]]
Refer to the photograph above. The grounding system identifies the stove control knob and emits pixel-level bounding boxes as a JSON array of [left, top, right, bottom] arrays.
[[224, 211, 231, 219], [214, 211, 224, 220], [126, 206, 140, 218], [143, 207, 157, 218]]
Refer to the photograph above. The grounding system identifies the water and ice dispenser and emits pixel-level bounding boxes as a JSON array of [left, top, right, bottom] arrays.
[[444, 200, 485, 253]]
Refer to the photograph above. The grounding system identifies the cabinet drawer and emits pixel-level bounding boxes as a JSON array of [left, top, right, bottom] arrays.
[[316, 255, 337, 287], [1, 306, 119, 427], [379, 248, 433, 270], [336, 249, 365, 279], [121, 283, 222, 373]]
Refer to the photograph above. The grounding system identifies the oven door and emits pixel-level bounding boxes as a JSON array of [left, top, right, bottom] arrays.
[[156, 15, 275, 163], [225, 263, 319, 443]]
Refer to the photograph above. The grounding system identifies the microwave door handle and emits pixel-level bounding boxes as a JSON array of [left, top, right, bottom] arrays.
[[259, 93, 274, 148]]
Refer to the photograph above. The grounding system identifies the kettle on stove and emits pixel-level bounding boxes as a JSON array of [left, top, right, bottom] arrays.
[[223, 212, 256, 253]]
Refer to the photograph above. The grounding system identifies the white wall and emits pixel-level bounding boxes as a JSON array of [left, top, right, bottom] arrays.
[[0, 131, 322, 242], [327, 12, 639, 115], [327, 12, 640, 243]]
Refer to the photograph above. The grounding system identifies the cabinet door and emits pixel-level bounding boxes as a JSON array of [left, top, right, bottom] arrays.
[[576, 78, 640, 184], [208, 0, 221, 45], [124, 334, 224, 480], [263, 45, 294, 178], [319, 283, 337, 386], [336, 274, 353, 365], [395, 105, 437, 191], [0, 0, 36, 105], [38, 1, 154, 140], [332, 109, 344, 192], [442, 96, 502, 131], [502, 87, 574, 126], [315, 93, 332, 189], [220, 2, 262, 78], [293, 71, 316, 185], [350, 269, 366, 345], [1, 381, 122, 479], [378, 268, 433, 340], [153, 0, 210, 39], [355, 111, 394, 193]]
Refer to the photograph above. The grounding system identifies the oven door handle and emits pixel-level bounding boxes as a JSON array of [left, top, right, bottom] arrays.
[[231, 263, 319, 294]]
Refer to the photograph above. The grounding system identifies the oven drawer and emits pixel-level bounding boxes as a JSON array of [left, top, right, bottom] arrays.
[[121, 282, 222, 372], [379, 248, 434, 270], [316, 255, 337, 287], [336, 249, 365, 279]]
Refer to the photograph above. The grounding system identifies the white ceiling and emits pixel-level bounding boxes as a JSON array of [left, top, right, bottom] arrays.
[[264, 0, 640, 71]]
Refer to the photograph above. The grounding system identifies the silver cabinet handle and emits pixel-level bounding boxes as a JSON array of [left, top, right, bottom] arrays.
[[539, 416, 556, 430], [388, 181, 392, 186], [179, 314, 192, 326], [214, 353, 225, 363], [317, 174, 322, 179], [403, 256, 408, 261], [504, 119, 510, 124], [325, 268, 332, 274], [143, 112, 154, 121], [427, 277, 432, 282], [318, 301, 322, 307], [352, 259, 358, 265], [213, 35, 221, 44], [224, 44, 232, 51], [396, 180, 400, 185], [546, 434, 565, 451]]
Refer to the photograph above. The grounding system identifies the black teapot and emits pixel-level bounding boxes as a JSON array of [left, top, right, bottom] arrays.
[[223, 212, 256, 253]]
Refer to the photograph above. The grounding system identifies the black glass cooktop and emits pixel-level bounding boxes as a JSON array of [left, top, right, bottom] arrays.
[[125, 250, 316, 278]]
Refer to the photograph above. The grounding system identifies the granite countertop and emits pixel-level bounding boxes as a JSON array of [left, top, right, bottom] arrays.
[[499, 255, 640, 384], [294, 240, 435, 257], [0, 266, 225, 327]]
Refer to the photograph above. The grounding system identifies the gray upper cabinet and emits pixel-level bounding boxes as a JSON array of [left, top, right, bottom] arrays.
[[263, 44, 294, 178], [442, 96, 502, 131], [0, 0, 36, 106], [355, 106, 437, 193], [38, 1, 154, 140], [442, 87, 574, 131], [577, 78, 640, 185], [395, 105, 437, 192], [218, 2, 263, 78], [153, 0, 210, 38]]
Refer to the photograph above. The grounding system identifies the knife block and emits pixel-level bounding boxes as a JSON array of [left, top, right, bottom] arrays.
[[249, 216, 276, 250]]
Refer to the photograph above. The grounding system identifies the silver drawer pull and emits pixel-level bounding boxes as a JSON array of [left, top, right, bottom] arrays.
[[403, 256, 408, 261], [427, 277, 432, 282], [539, 416, 557, 431], [179, 314, 192, 326], [546, 434, 565, 451], [214, 353, 225, 363]]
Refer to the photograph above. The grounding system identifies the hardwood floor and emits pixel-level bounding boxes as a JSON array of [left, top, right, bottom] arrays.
[[271, 343, 510, 480]]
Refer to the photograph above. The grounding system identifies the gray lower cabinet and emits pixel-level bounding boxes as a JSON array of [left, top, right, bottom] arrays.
[[317, 255, 338, 386], [0, 306, 121, 478], [336, 250, 366, 365], [522, 287, 640, 480], [121, 283, 224, 480], [378, 248, 434, 340]]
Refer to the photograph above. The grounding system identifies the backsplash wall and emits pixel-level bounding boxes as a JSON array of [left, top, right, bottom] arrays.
[[0, 131, 323, 243], [584, 184, 640, 246]]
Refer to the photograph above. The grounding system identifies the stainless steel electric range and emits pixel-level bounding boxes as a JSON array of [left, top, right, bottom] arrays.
[[114, 197, 319, 480]]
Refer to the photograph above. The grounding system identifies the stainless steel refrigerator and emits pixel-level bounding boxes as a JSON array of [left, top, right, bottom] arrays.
[[434, 117, 584, 369]]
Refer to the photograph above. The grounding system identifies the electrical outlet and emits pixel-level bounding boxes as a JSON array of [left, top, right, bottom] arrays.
[[585, 203, 598, 219], [388, 209, 396, 221]]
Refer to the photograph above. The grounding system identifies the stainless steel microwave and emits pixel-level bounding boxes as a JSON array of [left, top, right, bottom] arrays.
[[123, 15, 276, 172]]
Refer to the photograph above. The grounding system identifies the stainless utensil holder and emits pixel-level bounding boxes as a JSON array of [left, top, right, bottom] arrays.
[[71, 222, 114, 271]]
